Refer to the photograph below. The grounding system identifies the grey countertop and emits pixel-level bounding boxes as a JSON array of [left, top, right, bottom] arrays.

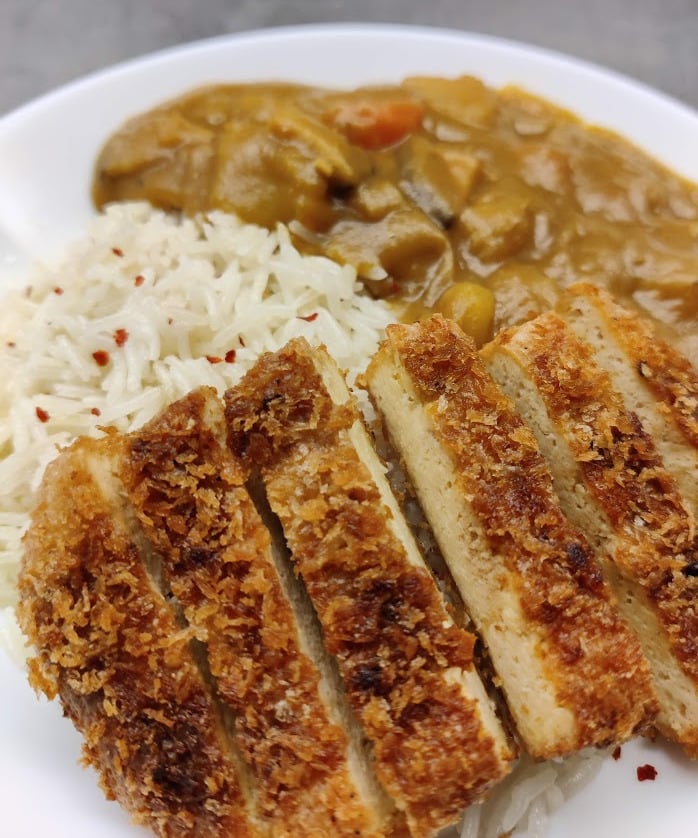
[[1, 0, 696, 117]]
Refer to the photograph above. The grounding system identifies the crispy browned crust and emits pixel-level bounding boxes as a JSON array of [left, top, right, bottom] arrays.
[[372, 315, 657, 751], [17, 436, 254, 838], [120, 387, 385, 837], [225, 340, 511, 837], [492, 313, 698, 681], [563, 283, 698, 448]]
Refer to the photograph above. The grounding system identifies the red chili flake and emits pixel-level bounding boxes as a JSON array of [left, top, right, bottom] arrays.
[[92, 350, 110, 367], [113, 328, 129, 347], [112, 247, 124, 257], [637, 764, 657, 781], [612, 745, 622, 761], [35, 406, 50, 423], [53, 286, 64, 295], [298, 312, 319, 322], [134, 274, 145, 287], [206, 355, 223, 364], [225, 349, 237, 363], [238, 336, 246, 347], [91, 407, 101, 416]]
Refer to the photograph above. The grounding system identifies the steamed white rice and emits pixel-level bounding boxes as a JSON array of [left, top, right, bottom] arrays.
[[0, 201, 603, 836]]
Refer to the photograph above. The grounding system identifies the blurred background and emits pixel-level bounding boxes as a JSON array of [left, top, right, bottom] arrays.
[[2, 0, 696, 115]]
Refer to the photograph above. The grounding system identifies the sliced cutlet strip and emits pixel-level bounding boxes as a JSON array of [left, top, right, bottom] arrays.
[[559, 282, 698, 520], [483, 312, 698, 756], [225, 339, 514, 838], [119, 387, 396, 838], [366, 315, 657, 760], [17, 435, 257, 838]]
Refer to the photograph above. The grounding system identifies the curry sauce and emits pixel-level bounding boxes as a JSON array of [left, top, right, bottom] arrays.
[[93, 77, 698, 354]]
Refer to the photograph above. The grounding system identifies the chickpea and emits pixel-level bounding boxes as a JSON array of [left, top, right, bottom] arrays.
[[434, 281, 495, 347]]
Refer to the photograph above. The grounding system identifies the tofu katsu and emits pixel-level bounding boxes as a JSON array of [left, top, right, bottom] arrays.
[[118, 387, 398, 837], [19, 393, 402, 838], [17, 435, 257, 838], [558, 282, 698, 521], [484, 312, 698, 755], [366, 315, 658, 760], [224, 338, 514, 837]]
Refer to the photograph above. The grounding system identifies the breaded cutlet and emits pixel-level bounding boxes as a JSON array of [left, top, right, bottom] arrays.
[[366, 315, 657, 760], [17, 435, 257, 838], [225, 338, 514, 838], [559, 282, 698, 521], [120, 387, 398, 838], [484, 312, 698, 755]]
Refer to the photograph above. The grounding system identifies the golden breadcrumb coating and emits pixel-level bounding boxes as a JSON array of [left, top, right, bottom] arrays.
[[120, 387, 391, 837], [17, 435, 255, 838], [564, 283, 697, 448], [489, 312, 698, 753], [560, 282, 697, 519], [368, 315, 657, 756], [225, 339, 513, 838]]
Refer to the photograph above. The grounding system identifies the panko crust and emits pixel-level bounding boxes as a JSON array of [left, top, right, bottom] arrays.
[[225, 339, 511, 837], [121, 387, 387, 837], [563, 283, 698, 448], [492, 313, 698, 681], [17, 436, 254, 838], [378, 315, 657, 751]]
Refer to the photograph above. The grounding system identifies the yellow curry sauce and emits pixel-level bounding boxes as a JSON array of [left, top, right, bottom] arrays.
[[93, 77, 698, 354]]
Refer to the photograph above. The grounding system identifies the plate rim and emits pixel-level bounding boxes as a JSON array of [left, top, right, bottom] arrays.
[[2, 22, 697, 130]]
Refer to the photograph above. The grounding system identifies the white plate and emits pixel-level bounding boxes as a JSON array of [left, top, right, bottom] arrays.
[[1, 23, 696, 838]]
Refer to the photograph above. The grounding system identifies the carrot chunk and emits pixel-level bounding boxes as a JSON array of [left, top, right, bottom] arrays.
[[327, 100, 424, 150]]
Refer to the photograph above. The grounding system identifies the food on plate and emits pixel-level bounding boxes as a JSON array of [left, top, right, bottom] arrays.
[[559, 282, 698, 519], [224, 338, 514, 836], [93, 77, 698, 354], [3, 60, 698, 838], [365, 314, 658, 759], [119, 387, 399, 836], [483, 312, 698, 755], [15, 307, 694, 836]]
